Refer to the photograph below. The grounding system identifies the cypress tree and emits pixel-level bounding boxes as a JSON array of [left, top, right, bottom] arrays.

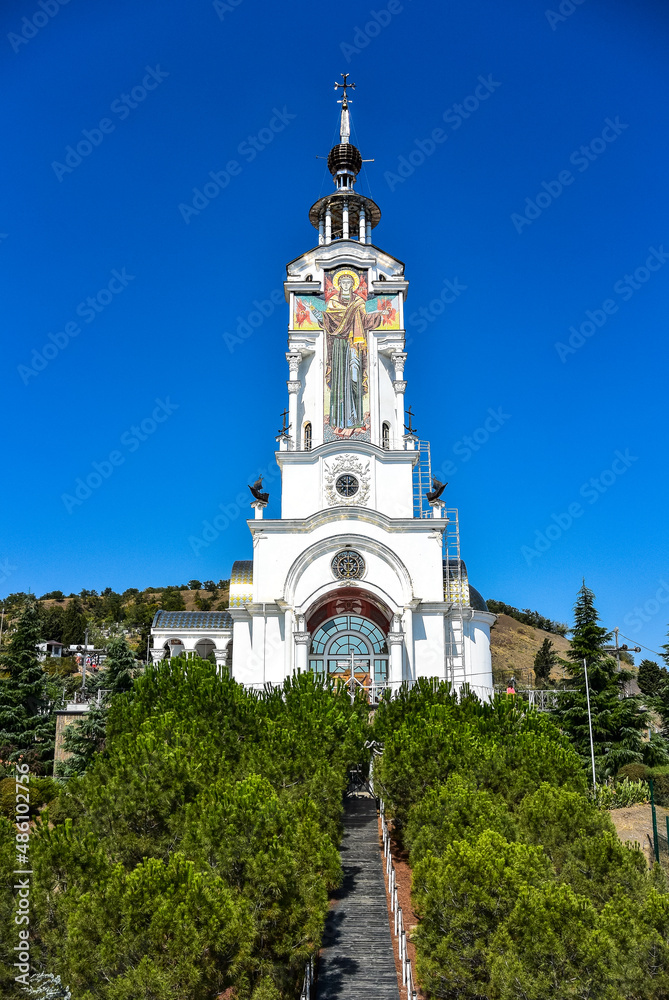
[[104, 636, 135, 695], [551, 583, 651, 779], [661, 626, 669, 669], [0, 597, 55, 770], [533, 637, 558, 686], [39, 604, 65, 643], [61, 598, 87, 648], [637, 659, 665, 696]]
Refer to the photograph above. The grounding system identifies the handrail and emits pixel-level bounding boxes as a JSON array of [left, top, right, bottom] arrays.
[[376, 759, 418, 1000], [299, 956, 314, 1000]]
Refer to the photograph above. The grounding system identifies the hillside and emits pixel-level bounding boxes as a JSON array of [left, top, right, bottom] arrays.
[[489, 612, 572, 687]]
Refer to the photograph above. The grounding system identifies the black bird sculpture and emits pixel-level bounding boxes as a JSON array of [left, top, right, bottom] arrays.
[[426, 477, 447, 503], [248, 476, 269, 504]]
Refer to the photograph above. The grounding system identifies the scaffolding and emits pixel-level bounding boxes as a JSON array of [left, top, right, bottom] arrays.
[[412, 443, 467, 687], [443, 508, 466, 687], [412, 440, 433, 519]]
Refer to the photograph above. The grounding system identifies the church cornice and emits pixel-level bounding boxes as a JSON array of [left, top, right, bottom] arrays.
[[247, 506, 445, 536], [285, 242, 405, 276], [274, 440, 418, 467]]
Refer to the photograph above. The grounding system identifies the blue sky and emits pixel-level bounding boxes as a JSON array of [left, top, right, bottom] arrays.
[[2, 0, 668, 659]]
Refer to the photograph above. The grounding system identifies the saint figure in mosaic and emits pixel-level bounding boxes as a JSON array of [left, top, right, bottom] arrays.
[[320, 269, 382, 433]]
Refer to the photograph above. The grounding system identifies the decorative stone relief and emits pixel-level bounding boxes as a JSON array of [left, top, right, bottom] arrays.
[[324, 454, 370, 507]]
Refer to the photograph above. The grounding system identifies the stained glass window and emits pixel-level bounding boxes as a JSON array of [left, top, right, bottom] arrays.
[[311, 615, 387, 654], [335, 474, 359, 497], [331, 550, 365, 579]]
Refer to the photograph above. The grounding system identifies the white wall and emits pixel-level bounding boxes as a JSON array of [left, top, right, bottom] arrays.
[[279, 445, 415, 520]]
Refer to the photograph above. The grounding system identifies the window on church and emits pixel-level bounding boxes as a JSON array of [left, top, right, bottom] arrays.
[[331, 550, 365, 580], [304, 422, 312, 451], [336, 474, 359, 498], [382, 422, 390, 450]]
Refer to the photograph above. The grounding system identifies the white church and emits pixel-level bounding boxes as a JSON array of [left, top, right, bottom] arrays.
[[151, 78, 495, 696]]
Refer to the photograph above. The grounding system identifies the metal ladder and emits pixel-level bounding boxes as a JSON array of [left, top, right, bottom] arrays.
[[412, 439, 432, 518], [443, 508, 466, 686]]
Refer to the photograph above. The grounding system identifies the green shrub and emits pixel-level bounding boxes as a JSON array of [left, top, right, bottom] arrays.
[[0, 774, 59, 821], [649, 768, 669, 805], [405, 775, 516, 866], [12, 661, 367, 999], [618, 763, 650, 783]]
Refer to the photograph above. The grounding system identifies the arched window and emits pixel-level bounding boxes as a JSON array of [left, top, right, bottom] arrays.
[[304, 422, 312, 451], [309, 615, 389, 688], [382, 422, 390, 450]]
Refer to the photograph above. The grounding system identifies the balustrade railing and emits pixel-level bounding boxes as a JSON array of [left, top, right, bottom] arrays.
[[379, 790, 418, 1000], [299, 956, 313, 1000]]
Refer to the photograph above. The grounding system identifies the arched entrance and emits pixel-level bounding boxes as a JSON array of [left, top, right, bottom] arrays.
[[308, 614, 388, 687]]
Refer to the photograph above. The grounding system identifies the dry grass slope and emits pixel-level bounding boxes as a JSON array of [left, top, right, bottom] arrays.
[[490, 612, 572, 688]]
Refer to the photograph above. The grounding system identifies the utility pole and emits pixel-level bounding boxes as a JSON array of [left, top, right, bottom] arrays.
[[614, 627, 620, 672], [81, 626, 89, 698], [583, 657, 597, 791], [603, 629, 640, 688]]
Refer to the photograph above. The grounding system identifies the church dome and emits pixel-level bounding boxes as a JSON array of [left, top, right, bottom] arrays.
[[328, 142, 362, 177], [468, 586, 489, 613]]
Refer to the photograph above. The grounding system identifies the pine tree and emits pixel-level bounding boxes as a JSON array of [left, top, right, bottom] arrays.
[[550, 583, 651, 779], [0, 597, 55, 770], [104, 636, 135, 695], [533, 638, 558, 686]]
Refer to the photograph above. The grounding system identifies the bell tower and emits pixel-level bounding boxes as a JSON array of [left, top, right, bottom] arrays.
[[279, 75, 412, 519], [152, 77, 496, 696], [225, 76, 496, 694]]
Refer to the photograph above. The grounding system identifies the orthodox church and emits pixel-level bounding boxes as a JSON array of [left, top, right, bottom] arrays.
[[151, 78, 495, 696]]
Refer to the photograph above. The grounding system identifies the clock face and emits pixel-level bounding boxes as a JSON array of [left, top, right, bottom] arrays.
[[335, 474, 359, 498]]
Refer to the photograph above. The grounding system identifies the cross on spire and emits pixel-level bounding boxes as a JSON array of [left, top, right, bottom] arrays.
[[334, 73, 356, 107], [277, 408, 291, 436], [404, 405, 418, 435]]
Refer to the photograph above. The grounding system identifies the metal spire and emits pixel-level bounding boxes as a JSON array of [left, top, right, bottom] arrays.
[[334, 73, 355, 145]]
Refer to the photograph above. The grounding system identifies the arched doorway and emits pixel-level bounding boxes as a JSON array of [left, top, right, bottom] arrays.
[[308, 614, 388, 687]]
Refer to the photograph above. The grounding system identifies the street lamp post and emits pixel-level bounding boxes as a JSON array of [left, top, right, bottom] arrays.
[[583, 657, 597, 790]]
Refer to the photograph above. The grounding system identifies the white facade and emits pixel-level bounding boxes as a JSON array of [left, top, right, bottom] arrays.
[[151, 91, 495, 696]]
